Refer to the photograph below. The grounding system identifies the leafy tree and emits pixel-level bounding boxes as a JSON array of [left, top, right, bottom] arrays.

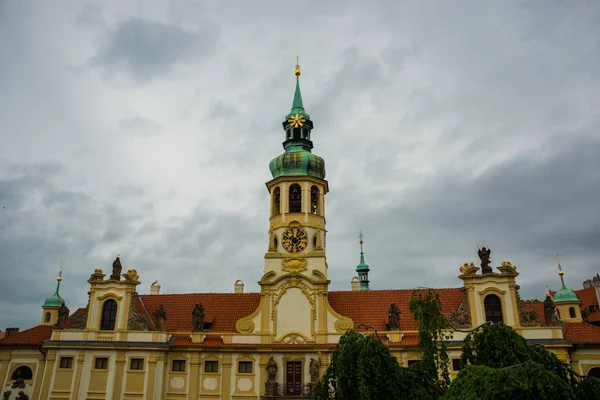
[[409, 289, 451, 389], [446, 323, 600, 400], [313, 327, 438, 400]]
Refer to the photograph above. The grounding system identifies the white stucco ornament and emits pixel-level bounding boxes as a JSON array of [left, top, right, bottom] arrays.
[[170, 377, 184, 389], [237, 378, 253, 391], [203, 377, 218, 390]]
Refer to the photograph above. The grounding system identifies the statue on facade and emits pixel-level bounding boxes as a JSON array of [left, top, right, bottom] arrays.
[[128, 292, 149, 331], [478, 246, 493, 274], [309, 358, 321, 383], [2, 391, 10, 400], [153, 305, 167, 330], [387, 303, 401, 331], [544, 294, 560, 325], [54, 304, 70, 330], [110, 256, 122, 281], [266, 357, 277, 383], [192, 303, 205, 332], [15, 391, 28, 400]]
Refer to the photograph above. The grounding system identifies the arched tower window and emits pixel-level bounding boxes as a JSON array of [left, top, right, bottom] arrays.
[[484, 294, 503, 323], [310, 186, 319, 215], [569, 307, 576, 318], [11, 366, 33, 380], [100, 299, 117, 331], [44, 312, 51, 323], [272, 187, 281, 216], [289, 184, 302, 213]]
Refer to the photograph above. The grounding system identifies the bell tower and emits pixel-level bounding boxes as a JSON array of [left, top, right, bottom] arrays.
[[264, 57, 328, 281], [236, 59, 353, 346]]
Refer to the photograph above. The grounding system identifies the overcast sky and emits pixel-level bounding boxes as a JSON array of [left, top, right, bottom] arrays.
[[1, 0, 599, 330]]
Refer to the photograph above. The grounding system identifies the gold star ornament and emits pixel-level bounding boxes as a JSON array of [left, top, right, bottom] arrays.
[[288, 114, 306, 128]]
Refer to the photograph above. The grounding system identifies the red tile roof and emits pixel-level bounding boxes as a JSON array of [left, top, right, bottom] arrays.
[[0, 332, 4, 340], [522, 301, 547, 326], [138, 293, 261, 332], [574, 287, 600, 322], [328, 289, 465, 332], [0, 325, 52, 346], [563, 322, 600, 344]]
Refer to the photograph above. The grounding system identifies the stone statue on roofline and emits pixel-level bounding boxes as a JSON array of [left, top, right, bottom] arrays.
[[544, 294, 560, 326], [192, 303, 205, 332], [153, 305, 167, 330], [478, 246, 493, 274], [110, 256, 122, 281], [55, 304, 70, 330], [388, 303, 401, 331]]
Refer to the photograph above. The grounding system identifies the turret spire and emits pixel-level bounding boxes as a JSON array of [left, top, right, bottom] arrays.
[[43, 263, 65, 308], [270, 57, 325, 180], [356, 231, 370, 290], [291, 56, 305, 115]]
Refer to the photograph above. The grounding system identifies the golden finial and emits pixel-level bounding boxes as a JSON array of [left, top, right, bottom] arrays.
[[57, 262, 63, 282], [294, 55, 301, 76], [557, 255, 564, 276]]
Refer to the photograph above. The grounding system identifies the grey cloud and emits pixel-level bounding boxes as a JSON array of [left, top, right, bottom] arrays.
[[1, 0, 600, 331], [91, 18, 217, 82], [119, 117, 163, 137], [210, 101, 238, 119], [75, 3, 106, 29]]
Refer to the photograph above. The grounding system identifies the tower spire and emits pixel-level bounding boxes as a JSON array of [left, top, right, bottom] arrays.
[[557, 254, 567, 289], [356, 231, 370, 290], [291, 56, 305, 114]]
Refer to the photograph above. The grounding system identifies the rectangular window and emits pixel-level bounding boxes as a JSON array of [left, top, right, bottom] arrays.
[[452, 359, 461, 371], [172, 360, 186, 372], [94, 357, 108, 370], [130, 358, 144, 371], [238, 361, 253, 373], [205, 360, 219, 373], [59, 357, 73, 369]]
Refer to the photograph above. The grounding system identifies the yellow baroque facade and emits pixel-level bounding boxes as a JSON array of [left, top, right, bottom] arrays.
[[2, 64, 600, 400]]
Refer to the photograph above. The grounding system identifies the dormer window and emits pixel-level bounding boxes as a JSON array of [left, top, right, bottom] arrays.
[[484, 294, 503, 323], [100, 299, 117, 330]]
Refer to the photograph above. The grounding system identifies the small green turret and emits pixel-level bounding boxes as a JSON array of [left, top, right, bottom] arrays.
[[43, 265, 65, 307], [356, 232, 370, 291]]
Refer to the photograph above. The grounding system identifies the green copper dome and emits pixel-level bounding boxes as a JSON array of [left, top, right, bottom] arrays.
[[269, 60, 325, 180], [269, 150, 325, 179], [554, 273, 580, 303], [43, 290, 65, 307], [43, 268, 66, 307]]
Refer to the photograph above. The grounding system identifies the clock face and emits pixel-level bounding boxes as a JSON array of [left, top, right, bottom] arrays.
[[281, 226, 308, 253]]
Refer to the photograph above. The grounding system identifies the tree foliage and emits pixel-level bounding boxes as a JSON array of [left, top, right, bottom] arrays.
[[313, 328, 438, 400], [449, 323, 600, 400], [409, 289, 451, 389], [314, 296, 600, 400]]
